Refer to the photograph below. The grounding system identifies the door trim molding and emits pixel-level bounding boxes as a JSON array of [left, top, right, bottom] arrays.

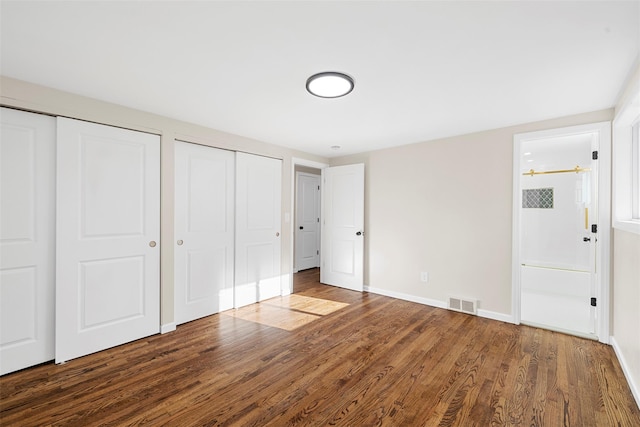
[[512, 121, 611, 343]]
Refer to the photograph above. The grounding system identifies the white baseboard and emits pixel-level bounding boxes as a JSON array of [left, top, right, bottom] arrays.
[[364, 286, 513, 324], [161, 322, 176, 334], [477, 309, 515, 324], [364, 285, 445, 309], [611, 336, 640, 409]]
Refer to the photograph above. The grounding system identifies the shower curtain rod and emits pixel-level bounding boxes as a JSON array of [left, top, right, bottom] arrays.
[[522, 165, 591, 177]]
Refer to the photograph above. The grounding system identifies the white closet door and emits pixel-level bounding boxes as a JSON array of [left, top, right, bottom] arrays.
[[321, 164, 365, 291], [174, 141, 234, 324], [235, 152, 282, 308], [56, 118, 160, 364], [0, 108, 55, 375]]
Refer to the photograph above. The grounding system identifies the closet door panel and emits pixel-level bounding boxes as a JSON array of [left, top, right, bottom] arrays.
[[235, 152, 282, 308], [56, 117, 160, 364], [174, 141, 234, 324], [0, 108, 55, 375]]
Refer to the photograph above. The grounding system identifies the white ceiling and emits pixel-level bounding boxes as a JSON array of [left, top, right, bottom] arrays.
[[1, 1, 638, 158]]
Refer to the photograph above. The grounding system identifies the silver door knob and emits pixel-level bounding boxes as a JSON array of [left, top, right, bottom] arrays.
[[276, 232, 280, 237], [177, 239, 184, 245], [149, 241, 157, 247]]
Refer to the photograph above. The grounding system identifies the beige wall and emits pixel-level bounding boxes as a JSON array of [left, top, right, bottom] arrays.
[[611, 60, 640, 403], [612, 229, 640, 395], [0, 76, 329, 328], [332, 109, 614, 316]]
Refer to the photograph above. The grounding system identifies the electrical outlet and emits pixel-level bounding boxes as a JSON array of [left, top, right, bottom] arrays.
[[420, 272, 429, 283]]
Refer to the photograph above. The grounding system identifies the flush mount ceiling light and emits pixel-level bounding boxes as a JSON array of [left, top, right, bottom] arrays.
[[306, 72, 354, 98]]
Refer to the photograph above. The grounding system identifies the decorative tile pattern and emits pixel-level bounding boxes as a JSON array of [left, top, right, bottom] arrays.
[[522, 188, 554, 209]]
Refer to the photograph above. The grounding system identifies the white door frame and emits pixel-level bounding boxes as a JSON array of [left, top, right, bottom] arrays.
[[289, 158, 329, 294], [512, 121, 611, 343]]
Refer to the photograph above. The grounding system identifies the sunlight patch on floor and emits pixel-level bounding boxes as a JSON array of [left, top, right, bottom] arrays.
[[222, 295, 350, 331]]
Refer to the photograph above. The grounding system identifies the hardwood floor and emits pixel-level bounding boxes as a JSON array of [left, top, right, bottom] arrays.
[[2, 268, 639, 426]]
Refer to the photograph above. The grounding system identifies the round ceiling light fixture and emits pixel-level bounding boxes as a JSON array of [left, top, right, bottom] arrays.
[[306, 72, 354, 98]]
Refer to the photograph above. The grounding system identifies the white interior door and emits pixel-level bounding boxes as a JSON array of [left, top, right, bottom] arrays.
[[174, 141, 234, 324], [56, 118, 160, 363], [235, 152, 282, 308], [295, 172, 320, 271], [0, 108, 55, 375], [519, 132, 598, 337], [321, 164, 364, 291]]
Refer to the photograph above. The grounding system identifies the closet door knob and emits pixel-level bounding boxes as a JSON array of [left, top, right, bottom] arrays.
[[149, 241, 157, 247], [276, 232, 280, 237], [177, 240, 184, 246]]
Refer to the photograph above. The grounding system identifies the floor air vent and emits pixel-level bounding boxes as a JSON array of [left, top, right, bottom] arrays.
[[448, 297, 477, 315]]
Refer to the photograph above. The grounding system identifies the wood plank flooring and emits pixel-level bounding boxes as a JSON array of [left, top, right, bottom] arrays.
[[2, 268, 639, 426]]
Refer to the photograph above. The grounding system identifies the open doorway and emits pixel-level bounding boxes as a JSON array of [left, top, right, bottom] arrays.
[[289, 158, 366, 295], [290, 158, 328, 294], [294, 166, 321, 272], [512, 122, 611, 342]]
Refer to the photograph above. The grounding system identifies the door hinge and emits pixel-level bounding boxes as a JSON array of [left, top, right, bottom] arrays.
[[590, 297, 597, 307], [592, 151, 598, 160], [591, 224, 597, 233]]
